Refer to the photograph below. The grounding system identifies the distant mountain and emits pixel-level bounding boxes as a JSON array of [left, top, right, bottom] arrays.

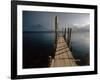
[[23, 24, 53, 32], [23, 24, 89, 32]]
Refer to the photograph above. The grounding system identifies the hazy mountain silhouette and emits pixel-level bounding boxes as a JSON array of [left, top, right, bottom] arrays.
[[23, 24, 53, 32]]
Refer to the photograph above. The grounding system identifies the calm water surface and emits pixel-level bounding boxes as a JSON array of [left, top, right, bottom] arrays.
[[23, 31, 89, 68], [70, 31, 89, 65]]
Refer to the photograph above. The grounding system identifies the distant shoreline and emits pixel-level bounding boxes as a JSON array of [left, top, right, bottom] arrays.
[[23, 31, 89, 33]]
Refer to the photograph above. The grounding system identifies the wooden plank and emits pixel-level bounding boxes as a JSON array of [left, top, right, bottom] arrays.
[[50, 36, 77, 67]]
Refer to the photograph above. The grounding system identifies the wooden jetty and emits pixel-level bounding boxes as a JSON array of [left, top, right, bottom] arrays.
[[49, 16, 78, 67]]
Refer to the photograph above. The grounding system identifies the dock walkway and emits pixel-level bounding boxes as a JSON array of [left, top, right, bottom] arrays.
[[50, 35, 77, 67], [49, 16, 78, 67]]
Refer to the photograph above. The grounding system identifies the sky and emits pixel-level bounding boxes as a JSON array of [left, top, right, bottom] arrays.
[[23, 11, 90, 31]]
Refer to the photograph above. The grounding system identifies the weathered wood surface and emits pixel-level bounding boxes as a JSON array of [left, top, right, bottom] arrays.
[[50, 35, 77, 67]]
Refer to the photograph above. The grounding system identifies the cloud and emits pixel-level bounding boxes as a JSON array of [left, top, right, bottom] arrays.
[[73, 24, 89, 28]]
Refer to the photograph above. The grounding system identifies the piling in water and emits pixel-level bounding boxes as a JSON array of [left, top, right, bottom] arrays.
[[67, 28, 72, 47]]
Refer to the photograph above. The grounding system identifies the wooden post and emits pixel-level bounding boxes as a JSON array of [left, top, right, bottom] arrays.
[[67, 28, 72, 47], [64, 28, 66, 40], [69, 28, 72, 48], [52, 16, 58, 58], [55, 16, 57, 44], [67, 28, 69, 45], [65, 28, 66, 39]]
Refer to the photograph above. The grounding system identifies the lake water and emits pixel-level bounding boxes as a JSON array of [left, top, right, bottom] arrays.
[[23, 31, 89, 68], [23, 32, 55, 68], [70, 31, 90, 66]]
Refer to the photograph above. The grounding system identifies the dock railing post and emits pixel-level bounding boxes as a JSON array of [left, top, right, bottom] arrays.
[[69, 28, 72, 48], [64, 28, 66, 40], [67, 28, 72, 47], [52, 16, 58, 59], [67, 28, 69, 45]]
